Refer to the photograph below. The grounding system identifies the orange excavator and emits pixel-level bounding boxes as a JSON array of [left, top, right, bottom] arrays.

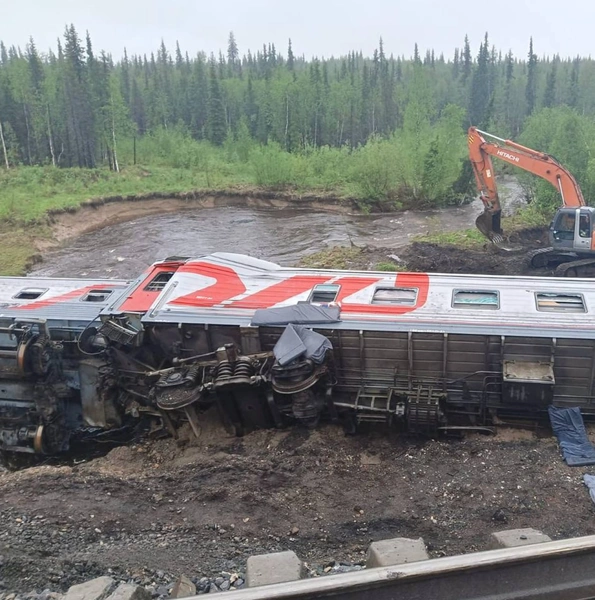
[[468, 126, 595, 276]]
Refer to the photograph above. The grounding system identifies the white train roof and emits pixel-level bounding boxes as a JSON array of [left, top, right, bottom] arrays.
[[104, 253, 595, 340], [0, 276, 130, 324]]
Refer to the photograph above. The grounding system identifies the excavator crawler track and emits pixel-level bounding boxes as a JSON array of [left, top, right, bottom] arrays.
[[554, 258, 595, 277], [527, 247, 554, 269]]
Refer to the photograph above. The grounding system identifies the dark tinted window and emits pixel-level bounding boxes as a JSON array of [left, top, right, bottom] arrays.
[[310, 284, 340, 303], [82, 289, 113, 302], [14, 288, 47, 300], [144, 272, 174, 292]]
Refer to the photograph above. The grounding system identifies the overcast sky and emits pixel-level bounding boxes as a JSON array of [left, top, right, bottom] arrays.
[[3, 0, 594, 61]]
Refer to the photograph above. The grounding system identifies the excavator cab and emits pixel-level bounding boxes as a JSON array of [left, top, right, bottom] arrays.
[[550, 207, 595, 252]]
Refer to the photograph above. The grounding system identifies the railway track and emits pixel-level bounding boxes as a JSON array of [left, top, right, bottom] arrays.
[[217, 535, 595, 600]]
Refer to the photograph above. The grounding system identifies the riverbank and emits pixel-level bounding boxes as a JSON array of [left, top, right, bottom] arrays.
[[0, 178, 363, 276], [1, 174, 477, 277], [3, 165, 539, 277]]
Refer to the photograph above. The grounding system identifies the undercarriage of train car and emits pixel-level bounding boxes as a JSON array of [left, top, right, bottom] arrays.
[[94, 316, 565, 443], [0, 317, 125, 455], [99, 317, 339, 438], [0, 311, 578, 456]]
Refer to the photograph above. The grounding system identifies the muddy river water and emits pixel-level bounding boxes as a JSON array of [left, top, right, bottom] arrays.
[[30, 178, 523, 279]]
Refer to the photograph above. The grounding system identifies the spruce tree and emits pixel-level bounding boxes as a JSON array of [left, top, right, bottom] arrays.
[[461, 35, 472, 83], [468, 35, 491, 127], [568, 57, 580, 107], [287, 39, 294, 72], [206, 57, 226, 145], [525, 38, 537, 115], [226, 33, 242, 79], [543, 59, 557, 108]]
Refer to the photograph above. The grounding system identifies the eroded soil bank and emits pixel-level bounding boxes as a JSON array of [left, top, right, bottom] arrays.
[[44, 190, 353, 246]]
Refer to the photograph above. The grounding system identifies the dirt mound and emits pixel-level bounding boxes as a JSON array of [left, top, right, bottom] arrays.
[[399, 227, 551, 276]]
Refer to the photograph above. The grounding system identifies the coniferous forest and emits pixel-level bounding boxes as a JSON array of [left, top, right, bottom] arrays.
[[2, 27, 595, 219]]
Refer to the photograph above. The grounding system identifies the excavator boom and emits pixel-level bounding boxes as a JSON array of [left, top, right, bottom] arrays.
[[467, 127, 586, 242]]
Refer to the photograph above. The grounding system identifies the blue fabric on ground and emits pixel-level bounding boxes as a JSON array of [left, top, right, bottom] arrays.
[[549, 406, 595, 467], [583, 474, 595, 504]]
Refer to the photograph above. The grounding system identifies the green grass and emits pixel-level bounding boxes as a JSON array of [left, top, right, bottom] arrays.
[[0, 165, 256, 222], [374, 261, 408, 271], [413, 227, 488, 249], [413, 203, 552, 252], [0, 224, 50, 275], [300, 246, 364, 269]]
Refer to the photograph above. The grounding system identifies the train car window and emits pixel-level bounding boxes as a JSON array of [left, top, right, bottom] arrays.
[[535, 292, 586, 313], [144, 271, 175, 291], [452, 290, 499, 309], [372, 287, 418, 305], [13, 288, 48, 300], [81, 289, 113, 302], [309, 284, 340, 303]]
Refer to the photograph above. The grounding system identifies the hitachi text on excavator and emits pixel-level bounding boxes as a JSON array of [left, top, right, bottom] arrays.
[[468, 126, 595, 277]]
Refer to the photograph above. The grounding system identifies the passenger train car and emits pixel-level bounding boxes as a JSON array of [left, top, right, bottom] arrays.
[[2, 252, 595, 455]]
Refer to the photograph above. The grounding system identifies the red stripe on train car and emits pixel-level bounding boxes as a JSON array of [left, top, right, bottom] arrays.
[[229, 275, 329, 309], [338, 273, 430, 315], [169, 262, 247, 307], [167, 263, 430, 315], [13, 284, 115, 310]]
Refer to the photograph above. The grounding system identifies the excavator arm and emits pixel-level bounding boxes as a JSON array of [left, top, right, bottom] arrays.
[[468, 127, 586, 242]]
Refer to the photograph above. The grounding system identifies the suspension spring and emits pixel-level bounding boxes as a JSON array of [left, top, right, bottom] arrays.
[[216, 361, 233, 379], [234, 358, 254, 378]]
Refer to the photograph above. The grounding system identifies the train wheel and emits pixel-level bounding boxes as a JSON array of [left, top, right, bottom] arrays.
[[33, 425, 46, 454]]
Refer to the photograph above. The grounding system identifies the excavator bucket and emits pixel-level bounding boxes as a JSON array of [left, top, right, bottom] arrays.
[[475, 210, 504, 244]]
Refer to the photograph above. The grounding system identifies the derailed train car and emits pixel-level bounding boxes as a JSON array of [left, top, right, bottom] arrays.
[[2, 252, 595, 455]]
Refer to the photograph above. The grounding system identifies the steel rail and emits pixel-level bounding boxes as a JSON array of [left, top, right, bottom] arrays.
[[207, 535, 595, 600]]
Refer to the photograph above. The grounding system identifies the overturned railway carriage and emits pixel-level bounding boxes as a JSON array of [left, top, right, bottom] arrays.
[[0, 278, 131, 453], [2, 252, 595, 454]]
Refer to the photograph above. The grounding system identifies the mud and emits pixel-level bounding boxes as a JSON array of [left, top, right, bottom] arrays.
[[398, 227, 553, 276], [2, 416, 595, 594], [300, 227, 553, 277]]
